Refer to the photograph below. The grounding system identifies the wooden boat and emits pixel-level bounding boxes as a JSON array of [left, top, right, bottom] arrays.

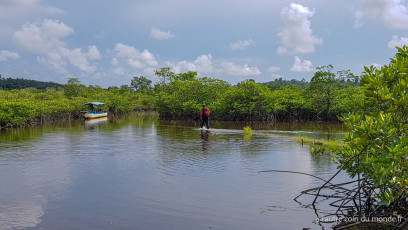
[[83, 102, 108, 119]]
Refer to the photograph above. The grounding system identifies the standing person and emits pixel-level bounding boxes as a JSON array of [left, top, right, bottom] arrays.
[[200, 104, 210, 129]]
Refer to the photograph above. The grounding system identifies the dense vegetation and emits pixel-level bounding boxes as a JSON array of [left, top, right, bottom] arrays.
[[260, 77, 310, 90], [0, 75, 62, 90], [333, 46, 408, 205], [0, 78, 154, 128], [0, 63, 367, 128], [153, 65, 365, 122]]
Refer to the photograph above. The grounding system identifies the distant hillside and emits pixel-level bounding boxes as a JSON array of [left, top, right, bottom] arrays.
[[0, 77, 62, 90]]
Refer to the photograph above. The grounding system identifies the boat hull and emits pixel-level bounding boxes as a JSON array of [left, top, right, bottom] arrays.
[[84, 112, 108, 119]]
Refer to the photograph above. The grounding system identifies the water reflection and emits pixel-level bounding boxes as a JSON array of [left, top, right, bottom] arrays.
[[0, 133, 73, 230], [84, 117, 108, 128], [0, 200, 45, 230], [200, 130, 210, 152], [0, 113, 348, 230]]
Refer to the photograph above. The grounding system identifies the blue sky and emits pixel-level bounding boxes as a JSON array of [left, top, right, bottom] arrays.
[[0, 0, 407, 87]]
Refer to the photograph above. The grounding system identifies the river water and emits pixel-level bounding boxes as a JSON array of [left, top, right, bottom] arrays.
[[0, 113, 349, 230]]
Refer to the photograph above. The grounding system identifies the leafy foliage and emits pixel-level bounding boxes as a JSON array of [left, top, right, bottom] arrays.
[[131, 76, 152, 93], [212, 81, 272, 121], [261, 77, 310, 90], [0, 79, 155, 128], [0, 66, 365, 127], [152, 67, 363, 122], [333, 46, 408, 204], [154, 73, 230, 119]]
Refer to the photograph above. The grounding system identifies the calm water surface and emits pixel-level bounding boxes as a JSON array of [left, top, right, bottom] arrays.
[[0, 114, 349, 230]]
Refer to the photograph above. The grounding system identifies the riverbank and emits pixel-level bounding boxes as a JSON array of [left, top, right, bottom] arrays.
[[1, 66, 366, 129], [0, 86, 154, 129]]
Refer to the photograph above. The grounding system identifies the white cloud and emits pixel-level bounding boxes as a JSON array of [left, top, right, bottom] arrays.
[[268, 66, 280, 72], [171, 60, 196, 73], [115, 43, 139, 59], [355, 0, 408, 29], [112, 66, 126, 76], [276, 46, 287, 55], [271, 73, 283, 79], [150, 28, 175, 40], [169, 54, 214, 74], [113, 43, 158, 73], [14, 19, 73, 53], [13, 19, 99, 74], [219, 62, 261, 76], [290, 56, 313, 72], [277, 3, 322, 55], [388, 35, 408, 49], [87, 46, 101, 60], [60, 48, 97, 73], [140, 49, 158, 66], [229, 39, 254, 50], [0, 50, 20, 61], [194, 54, 215, 73], [37, 53, 66, 74], [168, 54, 260, 76], [0, 1, 64, 44]]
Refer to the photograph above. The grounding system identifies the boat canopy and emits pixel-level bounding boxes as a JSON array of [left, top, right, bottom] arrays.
[[85, 102, 105, 105]]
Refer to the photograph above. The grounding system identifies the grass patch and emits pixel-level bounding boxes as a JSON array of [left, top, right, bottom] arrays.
[[296, 136, 339, 154], [243, 126, 253, 140]]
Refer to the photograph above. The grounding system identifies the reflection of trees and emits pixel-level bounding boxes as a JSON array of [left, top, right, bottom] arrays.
[[0, 113, 159, 145], [0, 120, 85, 144], [309, 152, 335, 168], [98, 112, 158, 133]]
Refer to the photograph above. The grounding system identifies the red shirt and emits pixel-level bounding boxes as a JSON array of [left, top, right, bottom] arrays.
[[200, 107, 210, 118]]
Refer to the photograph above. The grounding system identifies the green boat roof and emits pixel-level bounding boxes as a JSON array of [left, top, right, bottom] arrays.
[[85, 102, 105, 105]]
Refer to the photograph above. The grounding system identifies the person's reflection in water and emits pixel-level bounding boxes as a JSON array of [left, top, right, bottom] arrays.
[[200, 130, 210, 153]]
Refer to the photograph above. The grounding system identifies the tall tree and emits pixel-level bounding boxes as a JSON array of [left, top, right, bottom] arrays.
[[63, 78, 85, 98], [154, 67, 176, 84], [308, 65, 344, 119], [175, 71, 197, 81], [130, 76, 152, 93]]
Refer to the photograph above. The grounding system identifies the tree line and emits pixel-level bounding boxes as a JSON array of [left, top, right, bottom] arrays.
[[147, 65, 365, 122], [0, 64, 367, 128], [0, 74, 62, 90], [0, 78, 154, 129]]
